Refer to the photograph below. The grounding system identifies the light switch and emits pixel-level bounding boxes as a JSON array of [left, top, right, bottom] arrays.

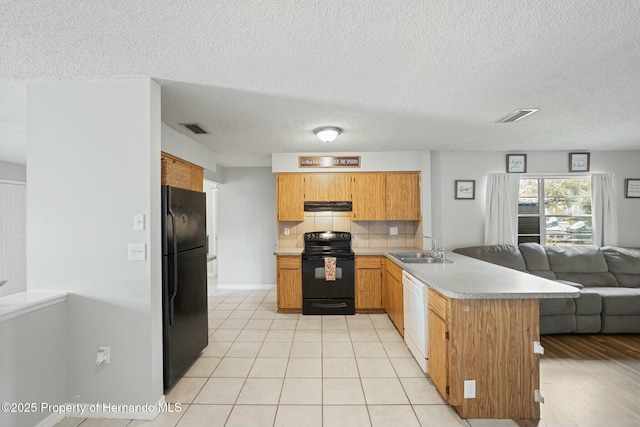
[[128, 243, 146, 261], [284, 228, 290, 236], [133, 214, 145, 231]]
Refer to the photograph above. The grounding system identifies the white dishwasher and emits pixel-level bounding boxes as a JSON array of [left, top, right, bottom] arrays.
[[402, 270, 428, 373]]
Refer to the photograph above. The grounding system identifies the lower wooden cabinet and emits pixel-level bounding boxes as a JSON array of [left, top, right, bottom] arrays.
[[384, 258, 404, 336], [427, 287, 450, 399], [355, 256, 384, 311], [276, 256, 302, 311]]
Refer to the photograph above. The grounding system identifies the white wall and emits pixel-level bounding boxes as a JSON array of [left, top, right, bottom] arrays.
[[218, 167, 276, 285], [432, 150, 640, 249], [161, 122, 218, 174], [27, 78, 163, 413], [0, 302, 66, 427], [0, 161, 26, 181]]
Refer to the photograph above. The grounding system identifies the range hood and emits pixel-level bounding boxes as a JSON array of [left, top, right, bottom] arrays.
[[304, 201, 352, 212]]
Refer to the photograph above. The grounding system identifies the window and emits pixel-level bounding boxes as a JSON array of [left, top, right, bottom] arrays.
[[518, 177, 592, 246]]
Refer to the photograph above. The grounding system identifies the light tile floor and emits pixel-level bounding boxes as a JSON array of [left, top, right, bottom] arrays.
[[56, 287, 514, 427]]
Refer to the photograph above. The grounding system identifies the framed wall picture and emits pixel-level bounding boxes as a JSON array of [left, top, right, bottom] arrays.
[[455, 180, 475, 200], [506, 154, 527, 173], [569, 152, 590, 172], [625, 179, 640, 198]]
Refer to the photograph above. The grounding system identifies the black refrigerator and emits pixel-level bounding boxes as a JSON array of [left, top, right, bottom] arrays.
[[161, 185, 208, 392]]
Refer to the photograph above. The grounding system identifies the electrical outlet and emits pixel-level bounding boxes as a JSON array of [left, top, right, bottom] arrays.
[[97, 347, 111, 365], [464, 380, 476, 398], [284, 228, 290, 236], [389, 227, 398, 235]]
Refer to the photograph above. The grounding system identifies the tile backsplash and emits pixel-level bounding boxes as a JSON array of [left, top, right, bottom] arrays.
[[278, 212, 422, 249]]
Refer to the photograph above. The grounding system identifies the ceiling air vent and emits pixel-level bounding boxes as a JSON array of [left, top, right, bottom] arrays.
[[496, 109, 539, 123], [180, 123, 208, 134]]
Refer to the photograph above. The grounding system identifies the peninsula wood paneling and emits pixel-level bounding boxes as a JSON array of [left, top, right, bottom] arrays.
[[448, 297, 540, 419]]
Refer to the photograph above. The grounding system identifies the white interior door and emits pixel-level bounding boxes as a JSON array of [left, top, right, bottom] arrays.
[[0, 181, 27, 297], [204, 179, 218, 278]]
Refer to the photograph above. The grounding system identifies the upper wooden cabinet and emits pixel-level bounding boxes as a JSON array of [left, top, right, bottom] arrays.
[[277, 174, 305, 221], [304, 173, 351, 201], [385, 172, 421, 220], [350, 173, 386, 221], [275, 171, 420, 221], [161, 152, 203, 192]]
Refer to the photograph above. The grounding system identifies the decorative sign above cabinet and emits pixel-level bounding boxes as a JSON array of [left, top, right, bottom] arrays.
[[299, 156, 361, 168]]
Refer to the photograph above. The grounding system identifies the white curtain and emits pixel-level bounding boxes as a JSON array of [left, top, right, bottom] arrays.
[[592, 174, 619, 247], [484, 173, 520, 246]]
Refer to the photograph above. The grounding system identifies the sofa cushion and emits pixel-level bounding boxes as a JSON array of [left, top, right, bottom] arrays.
[[540, 314, 576, 334], [593, 287, 640, 315], [544, 246, 617, 287], [601, 315, 640, 334], [574, 288, 601, 315], [602, 246, 640, 288], [575, 315, 602, 333], [452, 245, 527, 272], [519, 243, 556, 279], [540, 297, 575, 316]]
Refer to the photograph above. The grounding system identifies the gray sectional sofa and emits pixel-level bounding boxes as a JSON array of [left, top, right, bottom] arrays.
[[453, 243, 640, 334]]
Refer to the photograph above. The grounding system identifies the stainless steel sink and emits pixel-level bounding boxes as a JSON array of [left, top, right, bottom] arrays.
[[389, 252, 453, 264]]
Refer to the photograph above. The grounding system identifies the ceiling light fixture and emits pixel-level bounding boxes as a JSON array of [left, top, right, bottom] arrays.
[[314, 126, 342, 143], [496, 109, 539, 123]]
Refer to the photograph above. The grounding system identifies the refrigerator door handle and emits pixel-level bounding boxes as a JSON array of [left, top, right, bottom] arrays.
[[168, 202, 179, 325]]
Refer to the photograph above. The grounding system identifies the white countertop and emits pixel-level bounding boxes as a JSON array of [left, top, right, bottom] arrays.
[[389, 251, 580, 300], [0, 290, 69, 322], [274, 246, 579, 300]]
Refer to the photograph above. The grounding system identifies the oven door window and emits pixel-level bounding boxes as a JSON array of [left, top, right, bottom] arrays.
[[314, 266, 343, 280]]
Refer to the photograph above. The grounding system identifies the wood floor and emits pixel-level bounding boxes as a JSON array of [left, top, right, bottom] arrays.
[[517, 334, 640, 427]]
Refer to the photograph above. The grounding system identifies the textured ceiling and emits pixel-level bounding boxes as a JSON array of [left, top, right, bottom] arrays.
[[2, 1, 640, 167]]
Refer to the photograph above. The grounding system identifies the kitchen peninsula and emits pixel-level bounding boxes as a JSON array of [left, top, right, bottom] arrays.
[[388, 250, 579, 420], [274, 247, 580, 420]]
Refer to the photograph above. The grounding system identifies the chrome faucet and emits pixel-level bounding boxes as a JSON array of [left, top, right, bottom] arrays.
[[421, 235, 437, 254]]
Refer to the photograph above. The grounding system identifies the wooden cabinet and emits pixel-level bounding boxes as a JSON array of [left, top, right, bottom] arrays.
[[276, 256, 302, 312], [275, 171, 420, 221], [277, 174, 305, 221], [350, 173, 386, 221], [161, 152, 203, 192], [427, 287, 541, 420], [385, 172, 420, 220], [304, 173, 351, 201], [384, 258, 404, 336], [355, 256, 384, 311], [427, 287, 450, 400]]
